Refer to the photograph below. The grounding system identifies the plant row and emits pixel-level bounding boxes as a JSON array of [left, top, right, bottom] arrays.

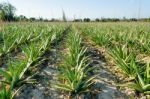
[[55, 26, 95, 98]]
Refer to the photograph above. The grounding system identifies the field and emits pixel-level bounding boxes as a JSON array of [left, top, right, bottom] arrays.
[[0, 22, 150, 99]]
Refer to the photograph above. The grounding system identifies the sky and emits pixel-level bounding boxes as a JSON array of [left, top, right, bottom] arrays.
[[0, 0, 150, 19]]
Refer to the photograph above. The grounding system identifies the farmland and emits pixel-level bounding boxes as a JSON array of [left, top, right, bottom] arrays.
[[0, 22, 150, 99]]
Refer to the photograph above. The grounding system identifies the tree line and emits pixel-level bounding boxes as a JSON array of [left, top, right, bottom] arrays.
[[0, 2, 150, 22], [74, 17, 150, 22]]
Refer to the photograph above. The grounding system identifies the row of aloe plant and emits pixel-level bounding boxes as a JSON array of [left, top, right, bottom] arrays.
[[79, 23, 150, 52], [78, 23, 150, 94], [0, 25, 35, 57], [0, 24, 57, 68], [109, 43, 150, 94], [55, 26, 95, 99], [0, 24, 67, 99]]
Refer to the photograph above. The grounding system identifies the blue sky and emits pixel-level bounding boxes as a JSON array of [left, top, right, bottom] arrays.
[[1, 0, 150, 19]]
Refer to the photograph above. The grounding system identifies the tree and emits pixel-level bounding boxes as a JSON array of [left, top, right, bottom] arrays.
[[112, 18, 120, 22], [0, 10, 5, 20], [130, 18, 137, 22], [62, 10, 67, 22], [149, 18, 150, 22], [50, 18, 60, 22], [95, 18, 100, 22], [0, 2, 16, 21], [18, 15, 27, 21], [83, 18, 90, 22], [29, 17, 36, 22], [73, 19, 82, 22], [101, 18, 107, 22], [39, 17, 43, 21], [0, 4, 4, 20]]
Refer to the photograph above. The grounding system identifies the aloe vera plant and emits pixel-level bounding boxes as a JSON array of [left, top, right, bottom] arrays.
[[0, 26, 39, 59], [0, 59, 35, 88], [21, 43, 42, 62], [109, 44, 138, 77], [67, 32, 83, 65], [0, 83, 12, 99], [92, 31, 112, 47], [0, 59, 36, 99], [21, 33, 55, 63], [55, 27, 95, 98], [56, 61, 94, 97], [0, 32, 17, 57], [127, 63, 150, 94]]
